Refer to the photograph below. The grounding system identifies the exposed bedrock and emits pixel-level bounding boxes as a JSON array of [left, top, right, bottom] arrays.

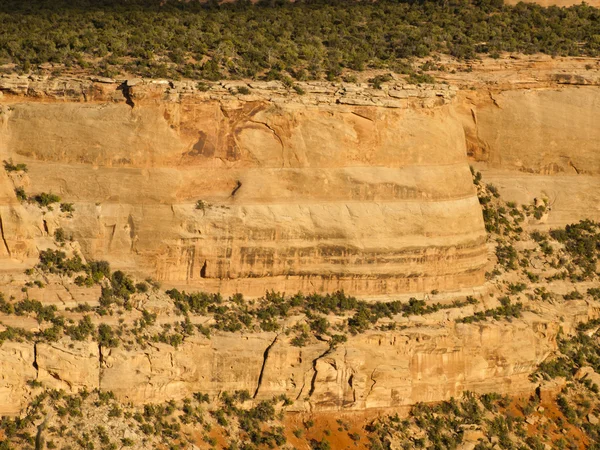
[[0, 85, 487, 296], [458, 86, 600, 226], [0, 315, 559, 415], [1, 77, 599, 294]]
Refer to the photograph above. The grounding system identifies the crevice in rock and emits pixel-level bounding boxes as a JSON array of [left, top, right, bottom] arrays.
[[230, 180, 242, 198], [42, 219, 49, 235], [253, 334, 279, 399], [366, 368, 378, 398], [59, 279, 76, 303], [186, 246, 196, 282], [98, 343, 103, 390], [249, 119, 285, 167], [105, 224, 116, 250], [219, 103, 230, 119], [32, 341, 39, 375], [127, 214, 136, 252], [200, 260, 207, 278], [489, 91, 500, 108], [49, 371, 73, 390], [351, 111, 374, 122], [308, 347, 333, 398], [0, 214, 11, 257], [118, 82, 135, 108], [569, 160, 581, 174], [295, 379, 307, 401]]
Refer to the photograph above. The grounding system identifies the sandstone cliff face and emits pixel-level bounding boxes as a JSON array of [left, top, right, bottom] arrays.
[[0, 77, 487, 296], [0, 316, 558, 415], [1, 61, 600, 419], [462, 88, 600, 175], [0, 342, 36, 416], [458, 84, 600, 226]]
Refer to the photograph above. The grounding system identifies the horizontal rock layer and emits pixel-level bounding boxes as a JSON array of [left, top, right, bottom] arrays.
[[0, 318, 557, 416], [0, 80, 487, 296]]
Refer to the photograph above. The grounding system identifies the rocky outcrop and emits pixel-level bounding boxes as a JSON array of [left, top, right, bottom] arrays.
[[0, 76, 486, 296], [0, 341, 36, 416], [461, 88, 600, 175], [457, 84, 600, 226], [0, 316, 558, 415]]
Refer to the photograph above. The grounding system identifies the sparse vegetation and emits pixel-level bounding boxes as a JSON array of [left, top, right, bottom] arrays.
[[31, 192, 61, 208], [3, 159, 27, 173]]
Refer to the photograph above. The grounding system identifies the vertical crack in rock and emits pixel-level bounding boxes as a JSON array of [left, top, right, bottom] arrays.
[[105, 224, 117, 250], [127, 214, 136, 252], [308, 347, 333, 398], [0, 214, 11, 257], [569, 160, 581, 174], [200, 260, 207, 278], [366, 368, 378, 399], [42, 219, 49, 235], [489, 91, 501, 108], [253, 334, 279, 399], [118, 82, 135, 108], [186, 247, 196, 282], [295, 380, 306, 401], [32, 341, 39, 375], [230, 180, 242, 198], [249, 119, 285, 167], [98, 343, 103, 390]]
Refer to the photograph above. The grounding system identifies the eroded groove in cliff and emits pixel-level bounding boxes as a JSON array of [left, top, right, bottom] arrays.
[[231, 180, 242, 198], [118, 82, 135, 108], [249, 119, 285, 165], [0, 214, 11, 258], [308, 347, 333, 398], [32, 342, 39, 375], [351, 111, 374, 122], [98, 344, 103, 389], [366, 368, 378, 399], [253, 334, 279, 399], [127, 214, 136, 252], [569, 160, 581, 174]]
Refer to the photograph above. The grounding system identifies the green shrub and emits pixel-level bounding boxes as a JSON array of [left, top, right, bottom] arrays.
[[32, 192, 61, 207], [15, 187, 27, 202], [60, 203, 75, 213], [3, 159, 27, 172]]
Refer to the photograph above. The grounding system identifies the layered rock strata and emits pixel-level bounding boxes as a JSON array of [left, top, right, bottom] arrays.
[[0, 314, 559, 416], [0, 76, 487, 296]]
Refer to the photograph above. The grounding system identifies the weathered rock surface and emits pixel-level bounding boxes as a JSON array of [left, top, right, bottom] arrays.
[[0, 317, 558, 415], [462, 88, 600, 175], [457, 85, 600, 227], [0, 341, 36, 416], [0, 77, 486, 296], [1, 59, 600, 418]]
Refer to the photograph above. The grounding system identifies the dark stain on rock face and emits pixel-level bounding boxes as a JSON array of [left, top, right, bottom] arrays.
[[188, 131, 215, 157]]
